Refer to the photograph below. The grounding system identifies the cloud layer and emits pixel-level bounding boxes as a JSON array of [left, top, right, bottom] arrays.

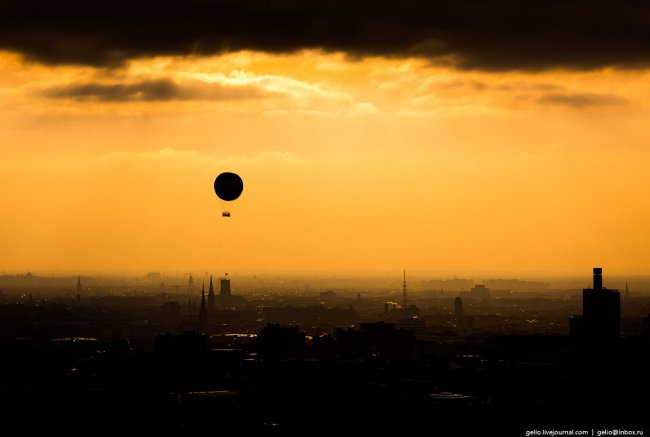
[[2, 0, 650, 70], [41, 78, 267, 101], [537, 92, 628, 108]]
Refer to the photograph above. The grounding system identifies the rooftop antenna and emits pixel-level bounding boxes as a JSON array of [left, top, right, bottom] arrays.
[[403, 270, 407, 308]]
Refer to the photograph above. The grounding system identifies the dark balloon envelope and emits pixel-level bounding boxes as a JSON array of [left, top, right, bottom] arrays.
[[214, 172, 243, 201]]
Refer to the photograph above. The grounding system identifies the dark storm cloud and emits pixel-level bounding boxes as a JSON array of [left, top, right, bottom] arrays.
[[42, 79, 267, 101], [2, 0, 650, 70], [538, 92, 628, 107]]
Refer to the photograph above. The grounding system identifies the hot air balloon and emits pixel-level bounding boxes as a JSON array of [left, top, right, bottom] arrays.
[[214, 172, 243, 217]]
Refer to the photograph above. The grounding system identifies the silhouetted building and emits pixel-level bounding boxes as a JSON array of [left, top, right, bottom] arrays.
[[336, 322, 416, 360], [389, 304, 419, 319], [454, 296, 474, 335], [76, 275, 81, 293], [257, 323, 306, 360], [570, 268, 620, 339], [454, 296, 463, 323], [50, 337, 100, 358], [569, 315, 585, 337], [215, 274, 246, 307], [161, 301, 180, 317], [320, 290, 336, 300], [459, 315, 474, 335], [641, 314, 650, 337], [199, 284, 208, 333], [312, 333, 337, 359], [384, 301, 398, 314], [472, 314, 499, 329], [154, 331, 209, 363], [220, 275, 231, 296], [262, 305, 358, 326], [208, 275, 215, 312], [398, 316, 426, 335], [147, 272, 161, 281], [470, 284, 489, 298], [160, 301, 181, 324]]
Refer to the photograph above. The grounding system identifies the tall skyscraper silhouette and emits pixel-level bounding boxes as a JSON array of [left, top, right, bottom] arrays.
[[220, 274, 231, 296], [583, 268, 620, 339], [454, 296, 463, 324], [570, 268, 620, 339]]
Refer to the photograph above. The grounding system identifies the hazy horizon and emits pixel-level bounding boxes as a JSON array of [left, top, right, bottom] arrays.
[[3, 267, 650, 278], [3, 267, 649, 289]]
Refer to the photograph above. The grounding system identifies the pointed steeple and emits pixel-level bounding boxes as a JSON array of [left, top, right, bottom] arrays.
[[76, 275, 81, 293], [199, 283, 208, 333], [208, 274, 216, 312]]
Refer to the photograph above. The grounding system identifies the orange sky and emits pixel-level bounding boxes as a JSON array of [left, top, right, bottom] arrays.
[[2, 50, 650, 276]]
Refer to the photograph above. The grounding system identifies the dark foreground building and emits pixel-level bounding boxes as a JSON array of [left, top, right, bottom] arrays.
[[570, 267, 620, 339]]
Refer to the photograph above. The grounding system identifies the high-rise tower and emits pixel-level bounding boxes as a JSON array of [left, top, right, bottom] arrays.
[[220, 274, 231, 296], [454, 296, 463, 324], [583, 268, 620, 338], [571, 268, 620, 339]]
